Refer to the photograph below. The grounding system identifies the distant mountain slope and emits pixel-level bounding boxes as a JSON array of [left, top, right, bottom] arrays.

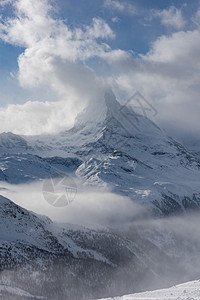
[[0, 132, 30, 152], [0, 153, 82, 183], [0, 153, 64, 183]]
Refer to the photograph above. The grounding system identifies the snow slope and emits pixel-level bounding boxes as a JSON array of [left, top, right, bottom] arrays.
[[97, 279, 200, 300]]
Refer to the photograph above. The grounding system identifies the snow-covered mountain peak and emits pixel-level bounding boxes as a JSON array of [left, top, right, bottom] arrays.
[[0, 90, 200, 215], [74, 90, 108, 128], [73, 88, 163, 142]]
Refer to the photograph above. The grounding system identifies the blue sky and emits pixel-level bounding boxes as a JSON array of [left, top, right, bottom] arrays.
[[56, 0, 196, 53], [0, 0, 199, 139]]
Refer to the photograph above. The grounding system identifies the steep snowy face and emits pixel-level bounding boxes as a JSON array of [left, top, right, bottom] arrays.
[[70, 88, 162, 150], [74, 90, 200, 215]]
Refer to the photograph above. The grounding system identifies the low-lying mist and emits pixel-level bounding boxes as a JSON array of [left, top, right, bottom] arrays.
[[0, 179, 146, 226], [1, 179, 200, 298]]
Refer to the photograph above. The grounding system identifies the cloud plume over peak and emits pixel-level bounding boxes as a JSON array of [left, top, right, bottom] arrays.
[[0, 0, 120, 134]]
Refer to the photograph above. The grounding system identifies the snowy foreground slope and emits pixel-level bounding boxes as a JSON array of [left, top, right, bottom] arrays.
[[97, 280, 200, 300], [0, 194, 200, 299], [0, 195, 176, 299]]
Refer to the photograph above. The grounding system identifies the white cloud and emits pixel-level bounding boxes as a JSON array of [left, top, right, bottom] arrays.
[[84, 17, 115, 40], [105, 28, 200, 141], [0, 61, 107, 135], [0, 0, 115, 99], [104, 0, 124, 11], [0, 100, 76, 135], [104, 0, 137, 16], [112, 16, 120, 23], [154, 6, 186, 30], [145, 30, 200, 63]]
